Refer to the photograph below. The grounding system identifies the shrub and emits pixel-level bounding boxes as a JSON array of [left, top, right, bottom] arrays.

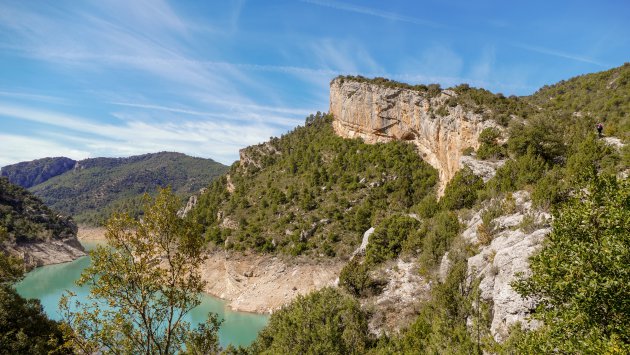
[[441, 168, 484, 210], [250, 287, 372, 354], [366, 215, 421, 264], [418, 211, 461, 271], [413, 194, 440, 219], [507, 117, 566, 163], [512, 176, 630, 353], [338, 259, 385, 298]]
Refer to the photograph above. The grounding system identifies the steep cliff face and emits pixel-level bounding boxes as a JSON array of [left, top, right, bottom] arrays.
[[330, 77, 494, 194]]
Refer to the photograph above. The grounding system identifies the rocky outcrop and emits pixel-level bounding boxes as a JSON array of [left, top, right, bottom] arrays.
[[460, 155, 506, 182], [177, 188, 207, 218], [200, 251, 343, 313], [239, 142, 281, 170], [330, 78, 496, 194], [367, 259, 431, 335], [4, 238, 86, 269], [461, 191, 550, 342]]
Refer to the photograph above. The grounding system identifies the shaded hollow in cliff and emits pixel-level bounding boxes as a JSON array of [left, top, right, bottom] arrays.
[[329, 76, 497, 195]]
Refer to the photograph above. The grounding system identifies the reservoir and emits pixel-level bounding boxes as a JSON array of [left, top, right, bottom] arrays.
[[14, 241, 269, 348]]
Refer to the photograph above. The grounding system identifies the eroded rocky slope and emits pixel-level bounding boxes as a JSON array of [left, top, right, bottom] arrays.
[[0, 177, 84, 268]]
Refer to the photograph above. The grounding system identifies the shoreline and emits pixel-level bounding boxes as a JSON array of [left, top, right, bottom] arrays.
[[75, 226, 342, 314], [77, 226, 108, 241]]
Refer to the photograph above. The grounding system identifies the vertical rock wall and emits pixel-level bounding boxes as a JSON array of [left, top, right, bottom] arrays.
[[329, 77, 494, 194]]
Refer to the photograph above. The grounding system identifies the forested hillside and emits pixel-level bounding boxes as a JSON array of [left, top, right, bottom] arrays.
[[190, 64, 628, 353], [3, 152, 228, 225], [191, 113, 438, 258], [0, 177, 76, 244], [0, 157, 76, 188]]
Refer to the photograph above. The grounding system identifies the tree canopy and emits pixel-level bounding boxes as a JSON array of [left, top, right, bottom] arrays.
[[60, 188, 221, 354]]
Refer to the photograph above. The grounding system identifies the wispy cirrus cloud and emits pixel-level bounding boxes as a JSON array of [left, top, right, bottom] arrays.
[[301, 0, 448, 29], [511, 42, 608, 67], [0, 102, 277, 165]]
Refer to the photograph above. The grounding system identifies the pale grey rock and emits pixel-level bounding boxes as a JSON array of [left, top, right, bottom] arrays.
[[464, 191, 550, 342], [351, 227, 374, 260], [603, 136, 625, 149], [177, 187, 207, 217], [438, 252, 451, 283], [368, 259, 431, 335], [460, 155, 506, 182], [330, 78, 498, 195]]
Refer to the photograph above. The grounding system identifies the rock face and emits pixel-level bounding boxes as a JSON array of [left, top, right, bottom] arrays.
[[4, 238, 86, 269], [461, 191, 550, 342], [460, 155, 506, 182], [329, 78, 495, 194], [1, 177, 85, 268], [367, 259, 431, 335], [200, 251, 343, 313]]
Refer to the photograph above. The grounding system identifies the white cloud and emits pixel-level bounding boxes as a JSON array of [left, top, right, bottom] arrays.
[[0, 134, 91, 167], [301, 0, 447, 29], [0, 102, 282, 165], [511, 42, 608, 67]]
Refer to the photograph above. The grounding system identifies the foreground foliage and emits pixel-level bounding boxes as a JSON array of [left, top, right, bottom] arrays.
[[0, 228, 69, 354], [249, 287, 372, 354], [510, 176, 630, 353], [61, 188, 221, 354]]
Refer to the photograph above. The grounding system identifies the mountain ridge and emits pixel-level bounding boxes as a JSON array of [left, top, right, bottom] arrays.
[[3, 152, 229, 225]]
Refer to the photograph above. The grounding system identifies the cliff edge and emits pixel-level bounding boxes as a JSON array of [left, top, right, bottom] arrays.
[[330, 77, 495, 194]]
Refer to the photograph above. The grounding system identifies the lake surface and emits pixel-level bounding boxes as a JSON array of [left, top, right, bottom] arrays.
[[15, 241, 269, 348]]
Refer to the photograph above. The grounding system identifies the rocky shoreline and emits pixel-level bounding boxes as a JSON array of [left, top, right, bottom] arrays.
[[201, 250, 343, 314], [75, 227, 343, 314], [5, 237, 86, 270]]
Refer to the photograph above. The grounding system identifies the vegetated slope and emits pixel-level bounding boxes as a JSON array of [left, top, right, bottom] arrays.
[[28, 152, 228, 225], [1, 157, 76, 188], [202, 65, 628, 353], [190, 113, 438, 258], [0, 177, 76, 244], [528, 62, 630, 141]]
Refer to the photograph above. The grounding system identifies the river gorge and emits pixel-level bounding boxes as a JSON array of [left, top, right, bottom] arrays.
[[14, 241, 269, 348]]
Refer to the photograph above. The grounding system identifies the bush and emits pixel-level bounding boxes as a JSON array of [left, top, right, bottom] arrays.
[[250, 287, 372, 354], [512, 176, 630, 353], [441, 168, 484, 210], [418, 211, 461, 271], [413, 194, 439, 219], [339, 259, 385, 298], [507, 117, 566, 163], [477, 127, 506, 160], [366, 215, 421, 264]]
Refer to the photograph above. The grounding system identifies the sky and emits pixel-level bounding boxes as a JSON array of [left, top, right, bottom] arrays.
[[0, 0, 628, 167]]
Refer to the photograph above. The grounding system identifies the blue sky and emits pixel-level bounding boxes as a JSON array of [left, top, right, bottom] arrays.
[[0, 0, 628, 166]]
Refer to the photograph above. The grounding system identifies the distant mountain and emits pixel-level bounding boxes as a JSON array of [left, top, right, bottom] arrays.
[[2, 152, 228, 225], [1, 157, 76, 188]]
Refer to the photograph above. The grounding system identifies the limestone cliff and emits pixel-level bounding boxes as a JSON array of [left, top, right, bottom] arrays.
[[329, 77, 495, 194]]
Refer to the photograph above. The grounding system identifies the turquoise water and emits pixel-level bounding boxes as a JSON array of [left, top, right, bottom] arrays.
[[15, 241, 269, 348]]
